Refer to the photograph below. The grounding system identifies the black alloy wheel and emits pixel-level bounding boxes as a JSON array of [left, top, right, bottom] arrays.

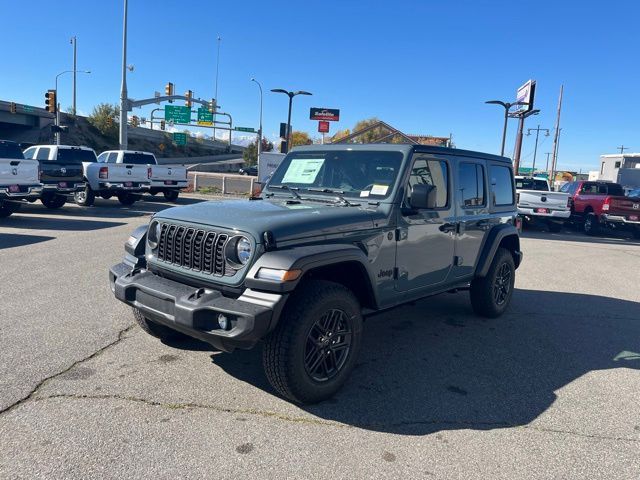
[[304, 308, 353, 382]]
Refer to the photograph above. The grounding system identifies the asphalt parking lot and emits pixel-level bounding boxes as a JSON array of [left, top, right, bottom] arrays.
[[1, 197, 639, 479]]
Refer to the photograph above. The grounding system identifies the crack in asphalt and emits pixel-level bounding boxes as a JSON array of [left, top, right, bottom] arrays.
[[25, 392, 640, 444], [0, 323, 135, 417]]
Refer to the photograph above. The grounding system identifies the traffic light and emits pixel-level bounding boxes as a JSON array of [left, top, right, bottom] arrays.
[[185, 90, 193, 108], [107, 117, 113, 127], [165, 82, 174, 103], [45, 90, 57, 114], [9, 102, 17, 114], [208, 99, 216, 113], [131, 116, 139, 127], [160, 120, 166, 131]]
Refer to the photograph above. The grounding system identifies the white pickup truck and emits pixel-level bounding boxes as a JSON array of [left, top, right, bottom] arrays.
[[74, 150, 152, 207], [143, 152, 187, 202], [0, 140, 42, 218], [515, 176, 571, 232]]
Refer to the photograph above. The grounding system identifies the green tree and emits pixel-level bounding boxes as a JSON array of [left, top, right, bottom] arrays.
[[290, 131, 312, 147], [351, 117, 386, 143], [330, 128, 351, 143], [243, 138, 275, 166], [88, 103, 119, 138]]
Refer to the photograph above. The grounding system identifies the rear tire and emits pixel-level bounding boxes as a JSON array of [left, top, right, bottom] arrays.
[[583, 213, 599, 236], [470, 247, 515, 318], [0, 201, 19, 218], [547, 221, 562, 233], [133, 308, 187, 340], [163, 190, 179, 202], [117, 192, 137, 206], [41, 194, 66, 209], [263, 279, 363, 404], [74, 186, 95, 207]]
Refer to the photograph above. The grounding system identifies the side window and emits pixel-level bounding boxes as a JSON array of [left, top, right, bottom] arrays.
[[614, 161, 621, 168], [559, 182, 570, 193], [107, 152, 119, 163], [36, 147, 51, 160], [97, 152, 108, 163], [459, 162, 485, 207], [406, 155, 448, 208], [23, 147, 36, 159], [490, 165, 514, 206], [580, 183, 595, 194]]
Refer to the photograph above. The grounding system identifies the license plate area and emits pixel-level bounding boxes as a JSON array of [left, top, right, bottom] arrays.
[[124, 181, 133, 187], [164, 180, 176, 185], [8, 184, 20, 193], [58, 181, 68, 188], [629, 215, 639, 221], [535, 208, 549, 214]]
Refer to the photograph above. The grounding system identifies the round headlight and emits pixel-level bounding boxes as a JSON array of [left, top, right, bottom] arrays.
[[236, 237, 252, 265], [147, 220, 161, 249]]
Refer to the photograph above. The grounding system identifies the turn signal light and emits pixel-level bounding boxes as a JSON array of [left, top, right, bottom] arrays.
[[99, 166, 108, 179], [256, 268, 302, 282], [147, 167, 152, 179]]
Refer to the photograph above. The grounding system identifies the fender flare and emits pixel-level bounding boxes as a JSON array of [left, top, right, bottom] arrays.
[[474, 224, 521, 277], [245, 244, 377, 297]]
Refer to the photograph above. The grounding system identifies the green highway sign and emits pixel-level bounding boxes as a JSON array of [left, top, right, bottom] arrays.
[[165, 105, 191, 124], [235, 127, 256, 133], [173, 132, 188, 145], [197, 107, 213, 126]]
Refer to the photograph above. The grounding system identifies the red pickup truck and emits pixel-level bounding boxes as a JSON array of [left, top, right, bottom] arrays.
[[559, 181, 640, 237]]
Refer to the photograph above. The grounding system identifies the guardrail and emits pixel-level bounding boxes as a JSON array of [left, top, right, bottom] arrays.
[[189, 171, 258, 195]]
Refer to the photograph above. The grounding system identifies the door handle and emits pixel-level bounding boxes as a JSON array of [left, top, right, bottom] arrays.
[[439, 222, 457, 233]]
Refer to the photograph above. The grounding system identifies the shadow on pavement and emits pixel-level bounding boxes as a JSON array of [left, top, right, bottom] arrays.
[[0, 233, 56, 250], [0, 215, 126, 232], [208, 288, 640, 435], [521, 223, 640, 246]]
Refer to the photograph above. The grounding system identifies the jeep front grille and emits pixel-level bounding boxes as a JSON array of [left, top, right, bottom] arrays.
[[156, 223, 235, 276]]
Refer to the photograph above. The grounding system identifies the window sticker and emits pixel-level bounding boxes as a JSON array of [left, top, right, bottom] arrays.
[[370, 184, 389, 196], [359, 190, 370, 198], [281, 158, 325, 184]]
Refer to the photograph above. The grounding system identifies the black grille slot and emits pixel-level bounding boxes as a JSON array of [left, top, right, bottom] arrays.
[[155, 223, 241, 277]]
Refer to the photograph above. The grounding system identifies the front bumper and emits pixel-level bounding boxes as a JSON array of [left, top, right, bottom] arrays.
[[0, 184, 43, 200], [517, 207, 571, 219], [601, 214, 640, 225], [42, 182, 86, 194], [109, 262, 287, 351]]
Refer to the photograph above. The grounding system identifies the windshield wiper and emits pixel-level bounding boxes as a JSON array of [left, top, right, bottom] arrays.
[[307, 187, 357, 206], [268, 184, 302, 199]]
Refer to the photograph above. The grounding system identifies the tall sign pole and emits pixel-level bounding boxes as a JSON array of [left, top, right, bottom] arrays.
[[71, 36, 77, 114], [512, 114, 525, 174], [549, 85, 564, 190], [119, 0, 129, 150]]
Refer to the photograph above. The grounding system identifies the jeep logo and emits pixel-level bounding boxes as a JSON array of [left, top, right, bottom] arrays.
[[377, 269, 394, 279], [60, 167, 66, 174], [11, 168, 17, 175]]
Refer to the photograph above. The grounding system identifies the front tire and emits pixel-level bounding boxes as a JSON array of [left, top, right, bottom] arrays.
[[263, 279, 363, 404], [133, 308, 187, 340], [41, 194, 66, 209], [470, 247, 515, 318], [583, 212, 599, 236], [74, 186, 95, 206], [163, 190, 179, 202], [117, 192, 137, 206]]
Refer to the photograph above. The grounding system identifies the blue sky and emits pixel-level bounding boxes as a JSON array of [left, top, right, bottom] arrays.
[[1, 0, 638, 171]]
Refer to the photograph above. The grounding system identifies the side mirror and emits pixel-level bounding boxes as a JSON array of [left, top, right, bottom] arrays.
[[410, 184, 437, 209]]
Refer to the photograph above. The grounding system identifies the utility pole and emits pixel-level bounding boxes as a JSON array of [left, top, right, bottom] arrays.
[[617, 145, 629, 154], [549, 85, 564, 190], [71, 36, 77, 115], [526, 125, 550, 174], [213, 36, 221, 142], [119, 0, 129, 150], [545, 152, 552, 171]]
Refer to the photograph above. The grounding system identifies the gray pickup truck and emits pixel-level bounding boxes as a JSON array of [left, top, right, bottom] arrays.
[[110, 144, 522, 403]]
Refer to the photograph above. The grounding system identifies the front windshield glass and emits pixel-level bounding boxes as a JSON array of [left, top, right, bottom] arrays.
[[266, 150, 404, 199]]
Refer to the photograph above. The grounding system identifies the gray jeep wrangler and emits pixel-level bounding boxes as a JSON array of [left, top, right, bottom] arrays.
[[110, 144, 522, 404]]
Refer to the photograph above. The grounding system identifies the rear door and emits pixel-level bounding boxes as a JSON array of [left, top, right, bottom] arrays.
[[453, 159, 490, 278], [395, 152, 455, 291]]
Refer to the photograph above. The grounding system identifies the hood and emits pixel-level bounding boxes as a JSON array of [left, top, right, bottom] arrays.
[[154, 198, 382, 243]]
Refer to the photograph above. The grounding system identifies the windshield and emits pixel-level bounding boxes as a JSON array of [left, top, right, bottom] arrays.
[[515, 178, 548, 191], [122, 152, 155, 165], [56, 148, 97, 163], [266, 150, 404, 199]]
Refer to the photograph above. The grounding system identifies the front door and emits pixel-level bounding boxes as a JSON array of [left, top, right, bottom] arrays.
[[395, 153, 456, 292]]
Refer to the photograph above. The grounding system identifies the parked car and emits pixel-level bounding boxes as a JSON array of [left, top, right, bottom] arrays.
[[514, 176, 570, 232], [239, 165, 258, 176], [110, 144, 522, 404], [74, 150, 152, 207], [143, 152, 187, 202], [0, 140, 42, 218], [23, 145, 86, 209], [560, 180, 637, 236]]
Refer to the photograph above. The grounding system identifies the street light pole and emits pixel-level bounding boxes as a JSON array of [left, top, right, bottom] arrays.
[[271, 88, 313, 153], [71, 36, 77, 115], [526, 125, 549, 174], [251, 78, 263, 159], [55, 69, 90, 145], [119, 0, 129, 150], [484, 100, 527, 156], [213, 36, 221, 141]]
